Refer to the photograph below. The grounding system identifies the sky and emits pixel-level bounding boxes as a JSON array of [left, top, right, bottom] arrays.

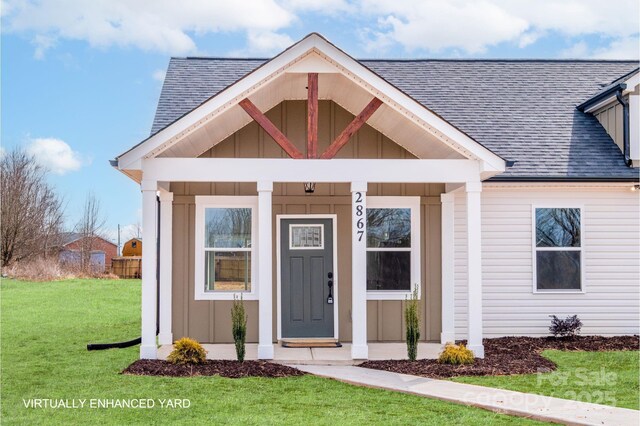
[[2, 0, 639, 243]]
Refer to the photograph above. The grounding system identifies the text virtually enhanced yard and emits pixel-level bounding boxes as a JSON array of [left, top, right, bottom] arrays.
[[1, 278, 638, 425]]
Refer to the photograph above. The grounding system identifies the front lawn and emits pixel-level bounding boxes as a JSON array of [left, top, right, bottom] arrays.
[[453, 350, 639, 410], [0, 278, 540, 425]]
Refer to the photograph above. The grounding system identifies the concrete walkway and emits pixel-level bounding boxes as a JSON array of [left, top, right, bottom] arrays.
[[292, 365, 639, 426]]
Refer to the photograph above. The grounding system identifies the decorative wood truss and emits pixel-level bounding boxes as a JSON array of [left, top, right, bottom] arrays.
[[238, 73, 382, 159]]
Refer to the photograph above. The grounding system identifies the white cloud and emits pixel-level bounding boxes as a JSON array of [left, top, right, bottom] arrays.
[[591, 37, 640, 59], [246, 30, 294, 54], [359, 0, 640, 55], [152, 68, 166, 82], [560, 41, 590, 58], [26, 137, 84, 175], [3, 0, 295, 56]]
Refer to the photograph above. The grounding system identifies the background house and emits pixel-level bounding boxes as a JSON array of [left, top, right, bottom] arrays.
[[122, 238, 142, 256], [58, 232, 117, 273]]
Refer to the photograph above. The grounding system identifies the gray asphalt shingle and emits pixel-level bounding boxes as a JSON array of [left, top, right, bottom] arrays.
[[151, 57, 639, 180]]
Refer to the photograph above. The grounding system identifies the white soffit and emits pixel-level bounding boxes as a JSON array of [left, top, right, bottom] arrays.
[[117, 34, 504, 172]]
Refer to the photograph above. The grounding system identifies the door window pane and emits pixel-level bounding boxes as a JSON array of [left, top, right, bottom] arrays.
[[536, 208, 581, 248], [536, 251, 581, 290], [366, 251, 411, 291], [205, 208, 251, 248], [290, 225, 323, 249], [205, 251, 251, 292], [367, 208, 411, 248]]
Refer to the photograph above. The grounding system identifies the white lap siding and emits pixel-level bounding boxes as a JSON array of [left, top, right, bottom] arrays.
[[454, 185, 640, 338]]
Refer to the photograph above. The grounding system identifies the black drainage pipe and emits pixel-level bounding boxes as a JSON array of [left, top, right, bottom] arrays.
[[87, 196, 162, 351]]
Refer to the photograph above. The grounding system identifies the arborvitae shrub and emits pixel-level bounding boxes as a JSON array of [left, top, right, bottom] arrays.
[[232, 294, 247, 362], [549, 314, 582, 338], [404, 287, 421, 361], [438, 343, 474, 365], [167, 337, 207, 364]]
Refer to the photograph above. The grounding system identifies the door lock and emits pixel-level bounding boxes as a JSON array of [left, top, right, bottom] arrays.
[[327, 278, 334, 304]]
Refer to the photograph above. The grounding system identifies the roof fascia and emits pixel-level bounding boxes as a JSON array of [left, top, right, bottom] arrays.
[[117, 33, 505, 173]]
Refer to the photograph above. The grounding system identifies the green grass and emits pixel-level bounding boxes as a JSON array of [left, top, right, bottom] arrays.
[[453, 350, 639, 410], [0, 278, 540, 425]]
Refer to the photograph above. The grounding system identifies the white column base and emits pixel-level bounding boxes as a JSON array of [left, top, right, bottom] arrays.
[[351, 344, 368, 360], [140, 345, 157, 359], [440, 332, 456, 345], [258, 344, 274, 360], [158, 333, 173, 346], [467, 344, 485, 359]]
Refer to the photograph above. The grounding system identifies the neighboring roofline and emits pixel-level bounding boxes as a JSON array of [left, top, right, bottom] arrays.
[[488, 176, 640, 183], [114, 32, 506, 173], [61, 234, 117, 248]]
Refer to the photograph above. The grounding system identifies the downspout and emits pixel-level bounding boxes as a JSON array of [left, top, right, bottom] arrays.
[[87, 195, 161, 351], [615, 90, 632, 166]]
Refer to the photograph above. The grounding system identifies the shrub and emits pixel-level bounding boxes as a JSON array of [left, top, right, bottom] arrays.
[[167, 337, 207, 365], [549, 314, 582, 338], [231, 294, 247, 362], [404, 287, 420, 361], [438, 343, 475, 365]]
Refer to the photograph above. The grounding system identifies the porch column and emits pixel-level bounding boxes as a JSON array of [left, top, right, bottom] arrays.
[[351, 181, 368, 359], [140, 180, 158, 359], [158, 191, 173, 345], [465, 182, 484, 358], [440, 193, 455, 344], [257, 181, 274, 359]]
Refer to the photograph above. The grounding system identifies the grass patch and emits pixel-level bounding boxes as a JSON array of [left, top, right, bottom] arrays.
[[1, 278, 542, 425], [453, 350, 639, 410]]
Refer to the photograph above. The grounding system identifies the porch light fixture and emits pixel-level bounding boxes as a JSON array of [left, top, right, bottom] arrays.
[[304, 182, 316, 193]]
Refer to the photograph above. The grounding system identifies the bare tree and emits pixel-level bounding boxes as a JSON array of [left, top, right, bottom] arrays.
[[0, 148, 65, 267], [75, 193, 107, 271]]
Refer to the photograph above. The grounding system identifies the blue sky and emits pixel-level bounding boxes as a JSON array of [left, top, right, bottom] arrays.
[[2, 0, 638, 242]]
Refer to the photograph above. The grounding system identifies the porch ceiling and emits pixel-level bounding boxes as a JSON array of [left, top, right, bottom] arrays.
[[157, 72, 466, 160]]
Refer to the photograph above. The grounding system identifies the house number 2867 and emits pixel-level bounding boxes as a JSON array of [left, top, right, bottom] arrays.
[[355, 192, 364, 242]]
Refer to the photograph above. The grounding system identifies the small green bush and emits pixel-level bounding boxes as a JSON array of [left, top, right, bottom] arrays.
[[167, 337, 207, 365], [404, 287, 420, 361], [438, 343, 475, 365], [231, 294, 247, 362]]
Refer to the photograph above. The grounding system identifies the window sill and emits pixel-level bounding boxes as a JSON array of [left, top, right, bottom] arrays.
[[533, 289, 585, 295], [195, 291, 258, 301], [367, 291, 418, 301]]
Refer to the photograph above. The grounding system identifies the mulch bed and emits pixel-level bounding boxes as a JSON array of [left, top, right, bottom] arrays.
[[359, 335, 639, 379], [122, 359, 305, 378]]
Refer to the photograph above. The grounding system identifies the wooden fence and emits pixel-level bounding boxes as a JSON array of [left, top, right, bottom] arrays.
[[112, 256, 142, 279]]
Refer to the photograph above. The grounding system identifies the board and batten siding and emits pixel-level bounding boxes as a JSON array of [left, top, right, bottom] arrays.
[[169, 100, 444, 343], [454, 185, 640, 338]]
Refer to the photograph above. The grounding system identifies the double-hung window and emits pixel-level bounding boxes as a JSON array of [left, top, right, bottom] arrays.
[[366, 197, 421, 300], [195, 196, 258, 300], [533, 207, 583, 292]]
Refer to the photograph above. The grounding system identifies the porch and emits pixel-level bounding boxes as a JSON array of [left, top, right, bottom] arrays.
[[158, 342, 444, 365]]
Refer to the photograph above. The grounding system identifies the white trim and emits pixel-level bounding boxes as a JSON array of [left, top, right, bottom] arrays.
[[257, 183, 274, 359], [141, 158, 483, 184], [351, 183, 368, 359], [140, 183, 158, 359], [440, 192, 455, 344], [158, 191, 173, 345], [289, 224, 325, 250], [194, 196, 259, 301], [276, 214, 339, 341], [465, 182, 484, 358], [532, 205, 585, 294], [366, 196, 421, 300], [117, 34, 505, 173]]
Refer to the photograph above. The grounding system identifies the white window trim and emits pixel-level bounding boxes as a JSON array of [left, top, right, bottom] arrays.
[[289, 224, 325, 250], [532, 205, 585, 294], [194, 196, 259, 300], [366, 196, 421, 300]]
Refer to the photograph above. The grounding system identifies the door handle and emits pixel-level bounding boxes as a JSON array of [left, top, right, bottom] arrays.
[[327, 279, 334, 304]]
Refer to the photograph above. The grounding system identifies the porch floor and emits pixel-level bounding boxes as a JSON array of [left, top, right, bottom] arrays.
[[158, 342, 443, 365]]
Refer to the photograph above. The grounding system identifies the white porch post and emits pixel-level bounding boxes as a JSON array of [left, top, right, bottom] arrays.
[[257, 181, 274, 359], [140, 180, 158, 359], [440, 193, 455, 344], [351, 181, 368, 359], [158, 191, 173, 345], [465, 182, 484, 358]]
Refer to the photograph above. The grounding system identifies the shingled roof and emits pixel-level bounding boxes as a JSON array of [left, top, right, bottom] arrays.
[[152, 57, 639, 181]]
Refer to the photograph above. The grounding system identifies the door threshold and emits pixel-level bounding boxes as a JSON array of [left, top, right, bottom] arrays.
[[280, 338, 342, 348]]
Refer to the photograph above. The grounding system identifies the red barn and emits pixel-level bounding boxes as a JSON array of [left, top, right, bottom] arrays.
[[58, 233, 118, 272]]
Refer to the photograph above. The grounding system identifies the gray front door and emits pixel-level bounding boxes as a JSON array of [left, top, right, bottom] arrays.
[[281, 218, 334, 338]]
